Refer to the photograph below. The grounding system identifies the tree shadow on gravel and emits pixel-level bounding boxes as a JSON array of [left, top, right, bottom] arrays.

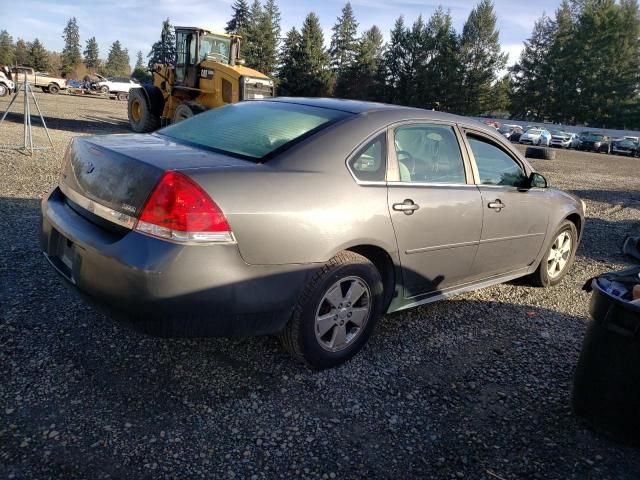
[[570, 188, 640, 206], [0, 111, 130, 135]]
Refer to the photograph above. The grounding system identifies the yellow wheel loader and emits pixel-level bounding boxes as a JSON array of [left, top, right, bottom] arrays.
[[128, 27, 274, 133]]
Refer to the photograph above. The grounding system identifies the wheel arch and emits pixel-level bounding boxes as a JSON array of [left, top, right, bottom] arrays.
[[565, 212, 583, 240], [345, 244, 396, 312]]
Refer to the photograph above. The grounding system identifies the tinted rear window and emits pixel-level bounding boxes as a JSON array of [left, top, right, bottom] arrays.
[[158, 101, 350, 160]]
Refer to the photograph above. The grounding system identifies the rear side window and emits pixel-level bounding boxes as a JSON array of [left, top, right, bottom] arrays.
[[158, 101, 350, 161], [394, 124, 466, 184], [348, 134, 387, 182], [467, 135, 527, 187]]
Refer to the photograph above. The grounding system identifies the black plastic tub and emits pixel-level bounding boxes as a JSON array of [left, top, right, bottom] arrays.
[[572, 266, 640, 446]]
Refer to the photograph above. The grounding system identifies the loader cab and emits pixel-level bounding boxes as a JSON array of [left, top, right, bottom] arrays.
[[174, 27, 242, 89]]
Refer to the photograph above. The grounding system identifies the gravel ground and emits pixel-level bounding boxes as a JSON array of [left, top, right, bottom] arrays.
[[1, 92, 640, 479]]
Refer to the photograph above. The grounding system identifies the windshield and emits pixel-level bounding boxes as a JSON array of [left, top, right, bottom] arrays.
[[528, 129, 542, 135], [585, 134, 604, 141], [158, 101, 350, 160], [200, 34, 231, 64], [551, 130, 566, 136], [498, 126, 512, 133]]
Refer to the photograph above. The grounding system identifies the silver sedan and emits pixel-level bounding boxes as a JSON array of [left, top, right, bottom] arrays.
[[40, 98, 585, 369]]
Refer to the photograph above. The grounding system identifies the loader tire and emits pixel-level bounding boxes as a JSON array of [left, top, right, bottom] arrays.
[[128, 88, 160, 133]]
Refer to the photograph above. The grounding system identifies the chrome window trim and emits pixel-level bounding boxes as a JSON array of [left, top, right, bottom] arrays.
[[387, 181, 476, 188], [60, 182, 137, 230]]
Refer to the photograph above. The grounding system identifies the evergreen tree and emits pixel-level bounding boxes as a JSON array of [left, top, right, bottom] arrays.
[[84, 36, 100, 69], [104, 40, 130, 76], [379, 16, 408, 104], [14, 39, 29, 65], [419, 7, 462, 111], [132, 50, 152, 83], [459, 0, 507, 115], [277, 27, 303, 96], [28, 39, 51, 72], [336, 25, 384, 100], [226, 0, 250, 34], [297, 13, 332, 96], [329, 2, 359, 76], [147, 18, 176, 69], [547, 0, 575, 122], [0, 30, 15, 66], [509, 15, 556, 120], [61, 17, 82, 77], [251, 0, 281, 77], [242, 0, 263, 69]]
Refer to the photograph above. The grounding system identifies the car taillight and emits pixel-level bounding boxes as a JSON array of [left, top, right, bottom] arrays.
[[135, 171, 234, 243]]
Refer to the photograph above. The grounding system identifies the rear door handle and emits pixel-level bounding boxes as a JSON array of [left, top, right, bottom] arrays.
[[488, 199, 505, 211], [393, 199, 420, 215]]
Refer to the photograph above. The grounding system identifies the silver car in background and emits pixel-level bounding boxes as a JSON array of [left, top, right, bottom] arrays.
[[40, 98, 585, 369], [550, 131, 580, 149]]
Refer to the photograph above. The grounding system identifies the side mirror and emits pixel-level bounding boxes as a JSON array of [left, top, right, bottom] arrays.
[[529, 172, 548, 188]]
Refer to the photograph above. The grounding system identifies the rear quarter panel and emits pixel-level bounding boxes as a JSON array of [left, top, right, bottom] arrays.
[[184, 115, 399, 265]]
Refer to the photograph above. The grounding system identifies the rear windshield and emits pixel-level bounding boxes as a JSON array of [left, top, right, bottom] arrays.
[[157, 101, 350, 161]]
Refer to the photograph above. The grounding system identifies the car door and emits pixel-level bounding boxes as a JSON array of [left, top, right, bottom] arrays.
[[462, 130, 549, 278], [387, 122, 483, 298]]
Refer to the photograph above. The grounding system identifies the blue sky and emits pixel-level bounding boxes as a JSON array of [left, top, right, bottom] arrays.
[[0, 0, 562, 68]]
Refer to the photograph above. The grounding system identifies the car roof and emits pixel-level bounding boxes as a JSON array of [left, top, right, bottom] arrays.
[[266, 97, 502, 135]]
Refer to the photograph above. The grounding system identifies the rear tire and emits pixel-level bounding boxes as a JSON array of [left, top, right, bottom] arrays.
[[117, 92, 129, 101], [278, 251, 384, 369], [128, 88, 160, 133], [0, 84, 7, 97], [528, 220, 578, 287], [48, 84, 60, 94]]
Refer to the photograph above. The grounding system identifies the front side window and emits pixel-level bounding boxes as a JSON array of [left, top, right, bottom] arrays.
[[158, 101, 350, 160], [393, 124, 466, 184], [348, 134, 386, 182], [467, 135, 528, 187]]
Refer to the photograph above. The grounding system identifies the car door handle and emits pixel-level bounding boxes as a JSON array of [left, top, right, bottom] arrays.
[[393, 199, 420, 215], [488, 199, 505, 211]]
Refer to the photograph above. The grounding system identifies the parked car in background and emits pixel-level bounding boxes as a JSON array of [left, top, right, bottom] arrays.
[[95, 75, 140, 100], [40, 98, 585, 369], [483, 119, 501, 129], [0, 71, 15, 97], [611, 138, 639, 157], [9, 66, 67, 94], [520, 128, 552, 146], [498, 124, 524, 141], [550, 130, 580, 149], [577, 132, 611, 153]]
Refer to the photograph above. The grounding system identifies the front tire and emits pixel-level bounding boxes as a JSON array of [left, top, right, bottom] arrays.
[[278, 251, 384, 369], [529, 220, 578, 287], [128, 88, 160, 133], [0, 84, 7, 97], [99, 85, 109, 94]]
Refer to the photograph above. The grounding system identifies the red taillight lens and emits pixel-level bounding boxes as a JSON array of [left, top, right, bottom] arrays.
[[135, 171, 233, 243]]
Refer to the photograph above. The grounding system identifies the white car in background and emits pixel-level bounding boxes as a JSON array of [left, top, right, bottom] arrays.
[[95, 75, 140, 100], [550, 130, 580, 149], [520, 128, 552, 146]]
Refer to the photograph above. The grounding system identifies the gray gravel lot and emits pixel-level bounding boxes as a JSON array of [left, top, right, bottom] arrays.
[[1, 92, 640, 479]]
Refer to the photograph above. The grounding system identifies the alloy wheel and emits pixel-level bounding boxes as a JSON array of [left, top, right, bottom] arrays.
[[547, 231, 572, 279], [314, 276, 371, 352]]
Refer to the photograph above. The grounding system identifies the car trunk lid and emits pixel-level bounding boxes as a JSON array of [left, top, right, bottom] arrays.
[[60, 133, 253, 221]]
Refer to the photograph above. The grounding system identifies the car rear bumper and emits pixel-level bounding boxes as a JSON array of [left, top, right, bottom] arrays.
[[41, 187, 313, 337]]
